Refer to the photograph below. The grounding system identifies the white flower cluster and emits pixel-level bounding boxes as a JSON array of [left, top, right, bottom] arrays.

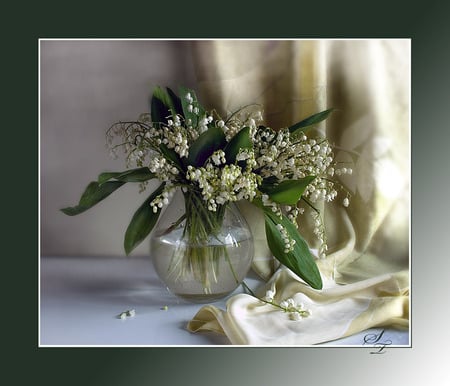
[[107, 108, 197, 171], [285, 205, 300, 226], [150, 184, 176, 213], [253, 128, 343, 199], [311, 210, 328, 259], [210, 149, 226, 166], [261, 194, 299, 228], [148, 154, 179, 181], [250, 124, 353, 255], [280, 298, 311, 321], [264, 290, 311, 321], [162, 119, 190, 157], [186, 156, 260, 212], [106, 90, 353, 255], [276, 223, 296, 253], [220, 107, 262, 141]]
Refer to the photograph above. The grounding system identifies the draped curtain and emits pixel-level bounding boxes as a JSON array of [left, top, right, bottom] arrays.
[[185, 39, 410, 345]]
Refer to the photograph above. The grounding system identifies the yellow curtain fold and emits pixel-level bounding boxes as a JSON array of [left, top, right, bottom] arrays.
[[186, 39, 410, 345]]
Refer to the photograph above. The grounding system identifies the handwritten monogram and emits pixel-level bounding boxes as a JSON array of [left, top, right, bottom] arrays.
[[363, 330, 392, 354]]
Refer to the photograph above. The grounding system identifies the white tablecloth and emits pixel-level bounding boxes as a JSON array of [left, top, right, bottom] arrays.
[[39, 256, 409, 347]]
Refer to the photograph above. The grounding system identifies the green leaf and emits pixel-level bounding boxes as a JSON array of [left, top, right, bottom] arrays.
[[179, 86, 206, 129], [166, 87, 184, 117], [151, 95, 169, 127], [260, 176, 316, 205], [98, 167, 155, 185], [61, 181, 125, 216], [61, 168, 156, 216], [264, 211, 323, 289], [224, 127, 252, 164], [124, 183, 166, 255], [159, 143, 185, 171], [151, 86, 175, 127], [186, 126, 226, 167], [288, 108, 334, 134], [154, 86, 178, 116]]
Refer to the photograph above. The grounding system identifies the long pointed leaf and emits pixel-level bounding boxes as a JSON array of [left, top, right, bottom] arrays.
[[124, 183, 166, 255], [186, 126, 226, 167], [151, 87, 173, 127], [264, 211, 322, 289], [260, 176, 315, 205], [224, 126, 252, 164], [159, 143, 184, 171], [289, 108, 334, 134], [179, 86, 205, 129], [98, 167, 155, 185], [166, 87, 183, 117], [153, 86, 178, 116], [61, 181, 125, 216]]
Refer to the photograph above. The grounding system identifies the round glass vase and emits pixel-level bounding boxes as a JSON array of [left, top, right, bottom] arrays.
[[150, 188, 254, 303]]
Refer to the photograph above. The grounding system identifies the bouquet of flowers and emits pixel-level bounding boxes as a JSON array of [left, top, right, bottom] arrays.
[[62, 86, 351, 296]]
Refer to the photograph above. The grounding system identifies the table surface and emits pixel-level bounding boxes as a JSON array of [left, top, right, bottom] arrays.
[[39, 256, 410, 347]]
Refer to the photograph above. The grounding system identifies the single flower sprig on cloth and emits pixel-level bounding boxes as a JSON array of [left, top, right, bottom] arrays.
[[265, 290, 312, 321], [62, 86, 352, 290], [241, 282, 311, 321]]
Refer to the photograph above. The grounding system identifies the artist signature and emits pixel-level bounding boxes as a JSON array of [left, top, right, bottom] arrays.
[[363, 330, 392, 354]]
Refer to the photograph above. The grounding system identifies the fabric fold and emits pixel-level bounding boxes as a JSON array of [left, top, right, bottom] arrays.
[[187, 268, 409, 345], [187, 39, 410, 346]]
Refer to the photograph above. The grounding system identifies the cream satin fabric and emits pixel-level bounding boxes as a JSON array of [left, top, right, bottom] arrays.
[[188, 268, 408, 345], [186, 40, 410, 345]]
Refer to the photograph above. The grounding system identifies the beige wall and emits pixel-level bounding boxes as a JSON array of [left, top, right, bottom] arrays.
[[40, 40, 197, 256], [40, 39, 409, 263]]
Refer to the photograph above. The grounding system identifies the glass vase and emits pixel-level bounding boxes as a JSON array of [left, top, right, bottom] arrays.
[[150, 188, 254, 303]]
